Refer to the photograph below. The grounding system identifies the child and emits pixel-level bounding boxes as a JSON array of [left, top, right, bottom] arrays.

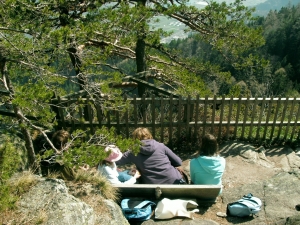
[[190, 133, 225, 194], [98, 145, 140, 184], [40, 130, 76, 180]]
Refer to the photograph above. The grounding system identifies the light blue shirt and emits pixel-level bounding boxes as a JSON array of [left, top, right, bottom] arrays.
[[190, 155, 225, 187]]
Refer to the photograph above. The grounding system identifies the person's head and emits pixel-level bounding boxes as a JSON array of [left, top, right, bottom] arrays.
[[104, 145, 123, 163], [132, 127, 153, 140], [52, 130, 70, 150], [199, 133, 219, 156]]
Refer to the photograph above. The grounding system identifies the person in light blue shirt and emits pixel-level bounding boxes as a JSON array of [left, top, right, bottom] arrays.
[[190, 134, 225, 194]]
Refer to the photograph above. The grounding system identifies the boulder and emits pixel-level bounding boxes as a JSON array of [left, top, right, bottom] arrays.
[[222, 171, 300, 225], [15, 177, 129, 225]]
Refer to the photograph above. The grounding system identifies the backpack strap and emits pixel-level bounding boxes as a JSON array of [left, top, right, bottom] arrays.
[[236, 199, 260, 213], [242, 194, 261, 205], [134, 200, 155, 209], [121, 199, 155, 210], [121, 199, 130, 210]]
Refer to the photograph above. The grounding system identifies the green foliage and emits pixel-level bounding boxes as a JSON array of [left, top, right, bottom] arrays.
[[56, 127, 141, 169], [0, 139, 22, 181], [0, 138, 23, 211], [0, 0, 274, 171]]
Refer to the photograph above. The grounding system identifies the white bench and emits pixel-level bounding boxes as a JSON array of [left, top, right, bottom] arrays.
[[113, 184, 221, 202]]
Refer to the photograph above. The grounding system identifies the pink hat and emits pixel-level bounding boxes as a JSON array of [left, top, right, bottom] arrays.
[[105, 145, 123, 162]]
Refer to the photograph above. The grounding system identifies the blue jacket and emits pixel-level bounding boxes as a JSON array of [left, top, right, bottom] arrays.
[[190, 156, 225, 186], [117, 139, 182, 184]]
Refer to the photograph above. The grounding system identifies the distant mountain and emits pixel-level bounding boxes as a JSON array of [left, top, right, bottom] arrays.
[[252, 0, 300, 16]]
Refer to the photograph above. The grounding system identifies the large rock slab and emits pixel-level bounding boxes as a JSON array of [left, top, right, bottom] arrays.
[[16, 177, 129, 225], [222, 171, 300, 225]]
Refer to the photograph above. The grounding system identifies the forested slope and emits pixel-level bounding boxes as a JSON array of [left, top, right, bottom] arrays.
[[166, 2, 300, 98]]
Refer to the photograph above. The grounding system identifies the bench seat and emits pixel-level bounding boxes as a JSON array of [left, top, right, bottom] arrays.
[[113, 184, 221, 202]]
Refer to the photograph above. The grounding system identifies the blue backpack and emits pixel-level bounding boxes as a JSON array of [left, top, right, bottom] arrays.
[[121, 199, 156, 222], [227, 193, 262, 217]]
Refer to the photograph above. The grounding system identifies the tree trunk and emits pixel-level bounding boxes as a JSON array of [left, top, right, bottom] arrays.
[[68, 47, 89, 121], [136, 38, 147, 97], [0, 56, 37, 170]]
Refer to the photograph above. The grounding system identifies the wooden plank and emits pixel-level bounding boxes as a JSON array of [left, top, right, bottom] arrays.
[[142, 94, 146, 126], [124, 95, 129, 138], [277, 98, 288, 139], [168, 95, 173, 146], [263, 97, 273, 140], [248, 97, 258, 139], [203, 96, 208, 136], [218, 95, 225, 139], [186, 96, 191, 139], [60, 120, 300, 128], [211, 95, 217, 134], [270, 98, 282, 140], [291, 103, 300, 140], [151, 95, 155, 139], [256, 97, 266, 140], [133, 95, 138, 129], [226, 96, 233, 140], [284, 97, 296, 140], [241, 96, 250, 139], [113, 184, 221, 202], [177, 96, 182, 141], [194, 95, 199, 140], [233, 95, 242, 138], [160, 96, 164, 143]]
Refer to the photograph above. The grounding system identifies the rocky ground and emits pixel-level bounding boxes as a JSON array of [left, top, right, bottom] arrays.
[[3, 139, 299, 225], [140, 140, 300, 225]]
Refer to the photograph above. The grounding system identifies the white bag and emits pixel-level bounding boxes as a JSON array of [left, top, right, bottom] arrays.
[[155, 198, 199, 220]]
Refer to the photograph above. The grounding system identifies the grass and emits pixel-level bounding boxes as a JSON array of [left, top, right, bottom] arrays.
[[73, 168, 120, 201], [0, 168, 120, 224]]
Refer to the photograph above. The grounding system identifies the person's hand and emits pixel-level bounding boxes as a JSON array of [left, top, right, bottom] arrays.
[[176, 166, 184, 175], [134, 170, 141, 179]]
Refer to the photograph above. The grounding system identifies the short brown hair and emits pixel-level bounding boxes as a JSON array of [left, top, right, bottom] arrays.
[[199, 133, 219, 156], [52, 130, 70, 150], [132, 127, 153, 140]]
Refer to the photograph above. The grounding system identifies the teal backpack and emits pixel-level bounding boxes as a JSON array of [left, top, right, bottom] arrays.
[[227, 193, 262, 217], [121, 199, 156, 222]]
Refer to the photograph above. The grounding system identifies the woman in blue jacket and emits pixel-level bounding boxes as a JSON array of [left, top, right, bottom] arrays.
[[190, 134, 225, 193]]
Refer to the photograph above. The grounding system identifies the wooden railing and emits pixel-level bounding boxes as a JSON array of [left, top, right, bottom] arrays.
[[52, 95, 300, 145]]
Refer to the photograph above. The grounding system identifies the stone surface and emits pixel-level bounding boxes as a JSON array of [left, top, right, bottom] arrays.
[[2, 140, 300, 225], [16, 177, 129, 225]]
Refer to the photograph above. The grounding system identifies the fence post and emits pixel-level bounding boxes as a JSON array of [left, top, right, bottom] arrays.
[[160, 96, 164, 143], [226, 96, 233, 140], [194, 95, 200, 140], [151, 94, 156, 139], [218, 95, 225, 140], [202, 95, 208, 136], [168, 95, 174, 147]]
